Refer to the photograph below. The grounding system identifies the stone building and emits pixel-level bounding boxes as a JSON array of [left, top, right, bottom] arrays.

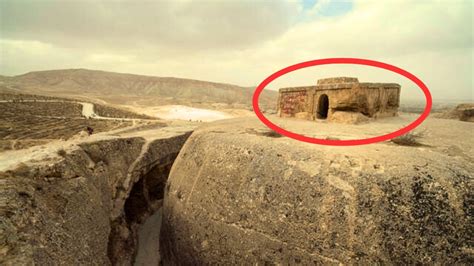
[[277, 77, 401, 123]]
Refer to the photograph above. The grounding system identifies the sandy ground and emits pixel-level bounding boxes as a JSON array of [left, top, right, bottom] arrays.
[[128, 105, 255, 122], [272, 113, 423, 140], [134, 209, 162, 266], [154, 105, 232, 121]]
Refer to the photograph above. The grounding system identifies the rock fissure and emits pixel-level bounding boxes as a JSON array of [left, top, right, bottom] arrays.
[[1, 127, 193, 265]]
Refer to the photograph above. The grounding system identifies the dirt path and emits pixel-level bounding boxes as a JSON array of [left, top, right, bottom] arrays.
[[0, 99, 141, 121], [0, 99, 177, 170], [80, 102, 95, 118]]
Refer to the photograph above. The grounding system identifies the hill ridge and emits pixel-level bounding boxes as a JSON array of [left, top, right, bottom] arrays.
[[1, 68, 277, 108], [8, 68, 254, 89]]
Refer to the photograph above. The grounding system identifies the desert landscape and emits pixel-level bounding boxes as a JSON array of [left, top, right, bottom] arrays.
[[0, 68, 472, 265], [1, 0, 472, 265]]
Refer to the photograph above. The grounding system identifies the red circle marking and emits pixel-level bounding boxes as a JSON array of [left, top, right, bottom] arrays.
[[252, 58, 432, 146]]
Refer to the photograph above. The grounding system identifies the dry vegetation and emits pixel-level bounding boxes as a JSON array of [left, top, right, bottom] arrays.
[[0, 102, 83, 117], [391, 130, 425, 146], [0, 95, 135, 152], [0, 92, 68, 102]]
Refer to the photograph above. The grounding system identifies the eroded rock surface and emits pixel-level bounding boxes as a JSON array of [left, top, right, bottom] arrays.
[[433, 103, 474, 122], [161, 117, 473, 264], [0, 126, 192, 265]]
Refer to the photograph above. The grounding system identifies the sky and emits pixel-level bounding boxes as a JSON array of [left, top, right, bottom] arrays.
[[0, 0, 472, 102]]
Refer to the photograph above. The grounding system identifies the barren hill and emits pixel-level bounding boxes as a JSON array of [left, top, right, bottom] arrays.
[[2, 69, 277, 109]]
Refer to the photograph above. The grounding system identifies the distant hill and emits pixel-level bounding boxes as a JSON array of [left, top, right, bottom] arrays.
[[0, 75, 11, 82], [1, 69, 277, 109]]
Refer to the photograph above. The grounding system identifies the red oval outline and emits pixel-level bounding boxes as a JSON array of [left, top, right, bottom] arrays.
[[252, 58, 432, 146]]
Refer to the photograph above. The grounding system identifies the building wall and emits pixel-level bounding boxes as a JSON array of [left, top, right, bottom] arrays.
[[312, 88, 357, 120], [357, 86, 400, 117], [278, 89, 310, 117], [310, 86, 400, 120], [278, 82, 400, 122]]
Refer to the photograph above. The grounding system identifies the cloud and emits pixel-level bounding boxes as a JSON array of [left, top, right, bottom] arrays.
[[0, 0, 472, 101], [0, 0, 299, 51]]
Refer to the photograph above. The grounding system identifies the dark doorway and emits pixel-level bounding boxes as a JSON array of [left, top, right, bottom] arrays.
[[317, 94, 329, 119]]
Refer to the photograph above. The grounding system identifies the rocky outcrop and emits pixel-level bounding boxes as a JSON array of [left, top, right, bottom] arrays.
[[0, 127, 192, 265], [329, 111, 369, 124], [161, 117, 473, 264], [433, 103, 474, 122], [327, 83, 400, 118]]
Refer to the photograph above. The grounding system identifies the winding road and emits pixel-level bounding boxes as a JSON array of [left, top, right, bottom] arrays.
[[0, 99, 171, 171], [0, 99, 143, 122]]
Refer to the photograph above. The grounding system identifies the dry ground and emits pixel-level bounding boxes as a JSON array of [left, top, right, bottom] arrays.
[[0, 94, 166, 152], [272, 113, 420, 140]]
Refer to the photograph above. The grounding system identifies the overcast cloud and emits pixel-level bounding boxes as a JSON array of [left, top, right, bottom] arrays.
[[0, 0, 472, 101]]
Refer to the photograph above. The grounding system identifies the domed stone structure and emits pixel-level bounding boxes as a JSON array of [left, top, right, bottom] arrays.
[[277, 77, 401, 123]]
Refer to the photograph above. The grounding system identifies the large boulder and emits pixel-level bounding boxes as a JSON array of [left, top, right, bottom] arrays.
[[161, 117, 473, 264]]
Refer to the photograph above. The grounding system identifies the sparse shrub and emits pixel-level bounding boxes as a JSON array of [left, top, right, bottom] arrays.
[[57, 149, 67, 157], [391, 130, 425, 146], [262, 130, 283, 138]]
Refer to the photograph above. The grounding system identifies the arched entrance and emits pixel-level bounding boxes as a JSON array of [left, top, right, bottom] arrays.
[[317, 94, 329, 119]]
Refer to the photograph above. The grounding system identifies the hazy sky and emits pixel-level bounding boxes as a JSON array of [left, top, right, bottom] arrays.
[[1, 0, 472, 101]]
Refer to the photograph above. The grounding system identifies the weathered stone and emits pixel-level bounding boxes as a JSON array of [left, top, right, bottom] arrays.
[[433, 103, 474, 122], [161, 117, 473, 265], [294, 112, 310, 120], [0, 127, 192, 265], [317, 77, 359, 85], [330, 111, 370, 124], [277, 77, 401, 123]]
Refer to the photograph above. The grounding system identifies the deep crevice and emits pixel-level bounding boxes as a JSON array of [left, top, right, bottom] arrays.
[[124, 177, 148, 224], [107, 159, 175, 265]]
